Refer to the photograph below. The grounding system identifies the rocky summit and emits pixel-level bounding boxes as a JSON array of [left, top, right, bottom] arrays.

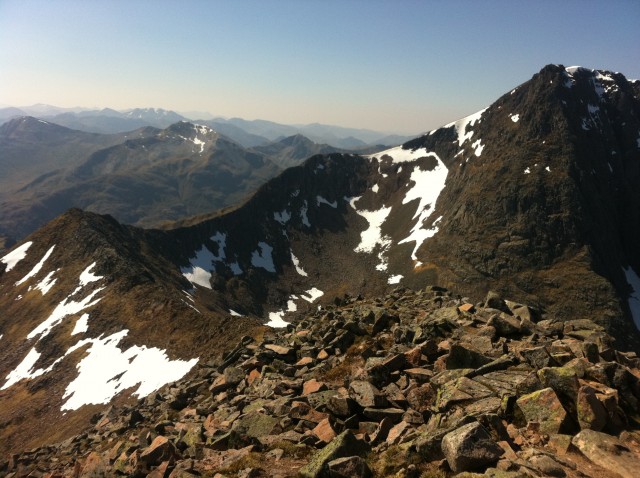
[[2, 286, 639, 477], [1, 64, 640, 475]]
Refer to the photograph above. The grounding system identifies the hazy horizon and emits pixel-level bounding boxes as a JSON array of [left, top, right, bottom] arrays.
[[1, 0, 639, 135]]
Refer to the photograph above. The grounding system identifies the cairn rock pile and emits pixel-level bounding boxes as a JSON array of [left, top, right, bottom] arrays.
[[2, 286, 640, 477]]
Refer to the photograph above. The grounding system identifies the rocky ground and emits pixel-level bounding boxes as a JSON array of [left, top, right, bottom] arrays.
[[2, 286, 640, 477]]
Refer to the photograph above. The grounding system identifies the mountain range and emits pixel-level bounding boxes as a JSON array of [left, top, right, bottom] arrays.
[[0, 119, 357, 242], [0, 106, 414, 149], [1, 64, 640, 473]]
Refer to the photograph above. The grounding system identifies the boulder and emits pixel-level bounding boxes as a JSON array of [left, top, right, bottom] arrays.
[[349, 381, 387, 408], [441, 422, 503, 473], [572, 429, 640, 478], [139, 436, 180, 466], [327, 456, 372, 478], [298, 431, 371, 478], [516, 387, 567, 435]]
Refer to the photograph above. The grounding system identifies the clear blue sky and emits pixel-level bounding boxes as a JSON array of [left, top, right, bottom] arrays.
[[1, 0, 638, 134]]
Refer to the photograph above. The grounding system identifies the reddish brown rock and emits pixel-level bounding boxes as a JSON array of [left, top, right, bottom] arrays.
[[139, 436, 180, 466], [313, 418, 337, 443], [516, 387, 567, 435], [303, 379, 328, 396]]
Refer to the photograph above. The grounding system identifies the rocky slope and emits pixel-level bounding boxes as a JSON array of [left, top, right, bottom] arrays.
[[2, 286, 639, 477]]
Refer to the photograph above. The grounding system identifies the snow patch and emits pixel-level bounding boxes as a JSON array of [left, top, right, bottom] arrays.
[[316, 195, 337, 208], [291, 251, 308, 276], [27, 287, 104, 342], [372, 184, 379, 193], [61, 330, 198, 410], [251, 242, 276, 272], [16, 245, 55, 286], [352, 206, 392, 254], [229, 262, 243, 275], [274, 210, 291, 225], [181, 245, 215, 289], [524, 167, 531, 174], [2, 347, 62, 390], [472, 138, 484, 157], [545, 166, 551, 172], [301, 287, 324, 303], [229, 309, 243, 317], [181, 232, 229, 287], [35, 270, 57, 295], [444, 108, 488, 147], [300, 201, 311, 227], [77, 262, 103, 289], [71, 314, 89, 335], [388, 275, 403, 285], [1, 241, 32, 272], [510, 114, 520, 123], [266, 311, 289, 328]]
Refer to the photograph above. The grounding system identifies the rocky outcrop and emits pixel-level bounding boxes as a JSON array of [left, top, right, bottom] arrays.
[[2, 286, 639, 477]]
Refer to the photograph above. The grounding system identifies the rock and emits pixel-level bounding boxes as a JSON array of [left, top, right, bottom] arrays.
[[576, 384, 607, 431], [298, 431, 371, 478], [362, 407, 405, 423], [537, 366, 580, 403], [327, 395, 357, 418], [488, 314, 521, 336], [484, 291, 511, 314], [372, 311, 399, 334], [349, 381, 387, 408], [327, 456, 372, 478], [264, 344, 293, 356], [366, 353, 408, 387], [303, 379, 328, 396], [458, 303, 475, 313], [139, 436, 180, 466], [231, 411, 280, 439], [572, 429, 640, 478], [386, 420, 411, 445], [79, 451, 110, 477], [520, 346, 556, 369], [296, 356, 314, 367], [436, 377, 494, 411], [445, 344, 493, 370], [516, 387, 567, 435], [313, 418, 338, 443], [406, 383, 436, 413], [441, 422, 504, 473]]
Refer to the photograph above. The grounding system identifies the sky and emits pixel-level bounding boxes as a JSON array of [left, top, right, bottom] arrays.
[[1, 0, 639, 135]]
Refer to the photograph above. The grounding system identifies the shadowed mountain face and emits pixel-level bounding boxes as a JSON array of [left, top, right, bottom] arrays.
[[0, 65, 639, 457]]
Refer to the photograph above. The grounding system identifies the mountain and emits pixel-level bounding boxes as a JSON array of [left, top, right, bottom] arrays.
[[37, 107, 188, 134], [0, 116, 138, 191], [1, 105, 415, 148], [198, 120, 271, 147], [215, 117, 415, 149], [0, 107, 27, 124], [1, 64, 640, 466], [0, 121, 284, 239], [251, 134, 345, 169]]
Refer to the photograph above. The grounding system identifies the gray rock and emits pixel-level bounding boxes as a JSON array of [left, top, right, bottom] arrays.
[[441, 422, 503, 473], [327, 455, 372, 478]]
